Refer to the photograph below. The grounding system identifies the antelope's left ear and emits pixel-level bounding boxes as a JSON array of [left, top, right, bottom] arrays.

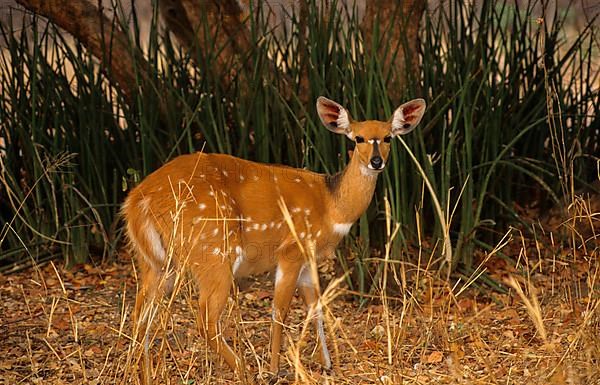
[[390, 98, 426, 136]]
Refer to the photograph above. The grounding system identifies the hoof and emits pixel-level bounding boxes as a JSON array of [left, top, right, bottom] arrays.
[[266, 369, 293, 385]]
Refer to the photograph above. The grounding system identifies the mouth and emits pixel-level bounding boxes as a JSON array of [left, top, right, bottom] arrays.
[[361, 163, 385, 176], [367, 163, 385, 171]]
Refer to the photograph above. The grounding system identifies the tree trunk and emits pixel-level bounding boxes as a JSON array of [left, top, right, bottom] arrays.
[[15, 0, 158, 104], [159, 0, 253, 85], [362, 0, 426, 100]]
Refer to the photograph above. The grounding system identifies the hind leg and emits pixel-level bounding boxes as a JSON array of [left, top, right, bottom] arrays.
[[133, 260, 161, 385], [133, 259, 175, 385], [193, 264, 243, 375], [297, 285, 331, 369]]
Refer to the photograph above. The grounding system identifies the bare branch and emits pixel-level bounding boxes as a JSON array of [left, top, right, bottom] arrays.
[[15, 0, 158, 103]]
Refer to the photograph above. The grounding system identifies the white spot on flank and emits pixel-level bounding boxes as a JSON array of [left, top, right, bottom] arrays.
[[294, 178, 301, 183], [269, 221, 275, 228], [192, 216, 203, 225], [212, 228, 219, 236], [292, 207, 301, 213], [212, 247, 220, 255], [276, 222, 282, 229], [222, 170, 228, 177], [260, 223, 268, 230], [239, 175, 245, 181], [198, 203, 207, 210], [304, 209, 311, 215], [252, 223, 260, 230], [208, 191, 214, 196], [316, 230, 322, 238], [145, 221, 166, 261], [333, 222, 353, 236], [299, 232, 305, 239]]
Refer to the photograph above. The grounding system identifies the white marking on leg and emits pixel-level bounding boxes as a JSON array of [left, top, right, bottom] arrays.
[[316, 304, 331, 369], [275, 266, 283, 287], [333, 222, 353, 236], [296, 264, 315, 288]]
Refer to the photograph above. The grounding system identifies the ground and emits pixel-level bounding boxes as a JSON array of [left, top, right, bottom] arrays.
[[1, 234, 599, 385]]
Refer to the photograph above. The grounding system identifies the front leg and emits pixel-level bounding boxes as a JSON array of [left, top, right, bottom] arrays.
[[297, 265, 331, 370], [270, 261, 302, 374]]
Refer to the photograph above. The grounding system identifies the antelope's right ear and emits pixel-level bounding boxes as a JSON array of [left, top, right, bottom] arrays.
[[316, 97, 353, 138]]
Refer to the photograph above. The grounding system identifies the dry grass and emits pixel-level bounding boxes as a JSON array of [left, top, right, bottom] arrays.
[[1, 199, 598, 385]]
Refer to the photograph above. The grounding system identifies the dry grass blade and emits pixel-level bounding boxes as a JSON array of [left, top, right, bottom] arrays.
[[504, 275, 547, 343]]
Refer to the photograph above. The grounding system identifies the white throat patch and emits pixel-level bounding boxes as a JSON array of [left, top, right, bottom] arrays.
[[333, 222, 353, 236]]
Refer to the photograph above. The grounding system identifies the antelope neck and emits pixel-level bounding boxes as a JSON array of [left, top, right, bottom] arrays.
[[326, 154, 379, 224]]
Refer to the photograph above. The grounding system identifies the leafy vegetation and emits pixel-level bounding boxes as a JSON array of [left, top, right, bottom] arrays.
[[1, 0, 598, 295]]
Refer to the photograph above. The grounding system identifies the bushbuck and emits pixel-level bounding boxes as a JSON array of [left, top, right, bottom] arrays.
[[123, 96, 426, 382]]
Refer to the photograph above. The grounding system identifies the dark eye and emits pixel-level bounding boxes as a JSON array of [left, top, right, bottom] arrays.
[[355, 136, 365, 143], [383, 136, 392, 143]]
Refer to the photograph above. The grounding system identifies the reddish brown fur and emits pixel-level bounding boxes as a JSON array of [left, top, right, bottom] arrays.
[[123, 97, 426, 383]]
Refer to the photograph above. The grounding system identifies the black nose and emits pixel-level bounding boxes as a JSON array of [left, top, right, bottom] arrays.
[[370, 156, 383, 169]]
